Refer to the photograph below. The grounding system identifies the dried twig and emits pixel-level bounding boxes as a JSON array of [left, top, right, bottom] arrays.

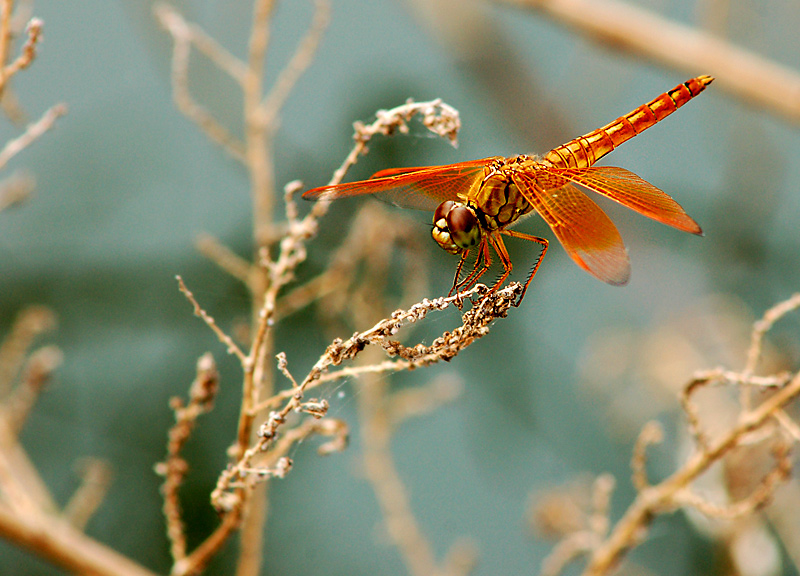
[[158, 3, 469, 572], [62, 458, 113, 531], [3, 345, 61, 437], [0, 306, 56, 396], [583, 295, 800, 576], [323, 98, 460, 201], [154, 3, 247, 163], [0, 6, 42, 97], [1, 16, 39, 81], [0, 103, 67, 170], [0, 506, 158, 576], [260, 0, 331, 130], [176, 276, 247, 364], [499, 0, 800, 122], [532, 293, 800, 576], [155, 354, 219, 565], [212, 283, 520, 510]]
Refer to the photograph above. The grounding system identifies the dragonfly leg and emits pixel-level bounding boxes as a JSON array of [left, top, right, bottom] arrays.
[[500, 229, 548, 305], [447, 252, 470, 308], [487, 234, 513, 292], [449, 251, 469, 296], [448, 239, 492, 305]]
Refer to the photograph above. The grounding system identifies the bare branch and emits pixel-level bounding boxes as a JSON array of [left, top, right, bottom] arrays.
[[744, 292, 800, 376], [195, 233, 252, 285], [0, 305, 56, 395], [260, 0, 331, 129], [583, 358, 800, 575], [0, 103, 67, 170], [3, 345, 62, 437], [154, 3, 247, 163], [155, 353, 219, 564], [630, 421, 662, 492], [499, 0, 800, 122], [213, 284, 520, 511], [2, 17, 40, 80], [62, 458, 113, 531], [176, 276, 247, 363], [0, 505, 158, 576]]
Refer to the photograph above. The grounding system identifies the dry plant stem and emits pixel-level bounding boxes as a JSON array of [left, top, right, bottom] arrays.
[[738, 293, 800, 422], [583, 372, 800, 576], [165, 18, 464, 558], [539, 475, 615, 576], [212, 284, 520, 508], [158, 354, 219, 566], [0, 0, 12, 90], [0, 506, 158, 576], [4, 345, 61, 436], [500, 0, 800, 122], [743, 292, 800, 376], [0, 305, 56, 395], [0, 3, 41, 97], [234, 2, 330, 568], [326, 98, 460, 197], [62, 458, 113, 531], [0, 423, 45, 516], [0, 424, 56, 517], [176, 276, 246, 363], [252, 359, 420, 413], [542, 533, 598, 576], [360, 355, 440, 576], [154, 4, 247, 163], [0, 103, 67, 170], [260, 0, 330, 128], [243, 0, 276, 251], [241, 2, 331, 571], [631, 422, 663, 491], [195, 234, 252, 285], [202, 97, 460, 320], [2, 17, 40, 81], [0, 309, 59, 516]]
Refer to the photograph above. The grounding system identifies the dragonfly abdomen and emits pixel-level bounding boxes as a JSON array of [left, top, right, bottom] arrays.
[[543, 75, 713, 169]]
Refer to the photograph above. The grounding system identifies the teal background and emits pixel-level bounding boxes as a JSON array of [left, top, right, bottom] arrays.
[[1, 0, 799, 574]]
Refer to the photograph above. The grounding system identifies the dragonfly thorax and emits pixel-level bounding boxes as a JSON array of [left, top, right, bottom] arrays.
[[472, 168, 531, 231], [431, 200, 481, 255]]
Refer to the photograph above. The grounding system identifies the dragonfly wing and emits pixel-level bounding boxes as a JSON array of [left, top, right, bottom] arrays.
[[303, 158, 499, 212], [513, 172, 630, 285], [555, 166, 702, 234]]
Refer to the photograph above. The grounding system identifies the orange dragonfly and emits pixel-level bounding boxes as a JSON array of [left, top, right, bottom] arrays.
[[304, 76, 712, 305]]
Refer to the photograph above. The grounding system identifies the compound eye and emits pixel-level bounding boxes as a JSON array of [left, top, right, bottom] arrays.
[[433, 201, 455, 226], [446, 205, 480, 249]]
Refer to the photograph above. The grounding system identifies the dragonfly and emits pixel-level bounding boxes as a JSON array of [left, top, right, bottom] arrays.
[[304, 75, 712, 305]]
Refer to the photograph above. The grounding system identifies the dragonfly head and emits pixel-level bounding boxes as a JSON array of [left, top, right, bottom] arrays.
[[432, 200, 482, 255]]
